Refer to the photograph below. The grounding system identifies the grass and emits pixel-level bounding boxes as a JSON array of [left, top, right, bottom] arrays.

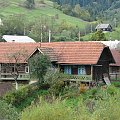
[[21, 86, 120, 120], [0, 0, 88, 29]]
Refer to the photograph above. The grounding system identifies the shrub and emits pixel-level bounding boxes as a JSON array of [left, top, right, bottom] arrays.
[[44, 69, 65, 96], [2, 84, 38, 106], [0, 99, 19, 120]]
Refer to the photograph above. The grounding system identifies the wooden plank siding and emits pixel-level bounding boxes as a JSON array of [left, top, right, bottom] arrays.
[[0, 63, 30, 81]]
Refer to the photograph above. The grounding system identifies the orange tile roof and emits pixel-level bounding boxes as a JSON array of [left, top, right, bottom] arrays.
[[0, 42, 39, 63], [40, 41, 106, 64], [0, 42, 106, 64]]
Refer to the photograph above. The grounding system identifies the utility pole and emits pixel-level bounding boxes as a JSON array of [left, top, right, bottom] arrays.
[[49, 29, 51, 43], [23, 23, 26, 35], [91, 23, 93, 33], [41, 25, 43, 42], [113, 17, 117, 28], [78, 30, 80, 41]]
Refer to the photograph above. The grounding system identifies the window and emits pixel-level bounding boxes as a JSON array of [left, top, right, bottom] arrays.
[[78, 66, 86, 75], [25, 66, 29, 73], [64, 66, 71, 74]]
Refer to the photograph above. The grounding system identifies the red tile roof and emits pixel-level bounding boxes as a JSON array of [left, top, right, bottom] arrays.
[[0, 42, 39, 63], [0, 42, 107, 64], [40, 41, 106, 64], [110, 49, 120, 66]]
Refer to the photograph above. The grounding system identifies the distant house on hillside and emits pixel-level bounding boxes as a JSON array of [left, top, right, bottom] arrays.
[[95, 24, 112, 32], [2, 35, 36, 43]]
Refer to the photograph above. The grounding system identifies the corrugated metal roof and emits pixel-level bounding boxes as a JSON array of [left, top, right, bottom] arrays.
[[98, 40, 120, 49], [2, 35, 35, 43], [95, 24, 110, 29]]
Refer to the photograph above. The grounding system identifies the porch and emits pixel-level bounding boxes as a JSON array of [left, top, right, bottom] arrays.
[[0, 63, 30, 81], [0, 73, 30, 81]]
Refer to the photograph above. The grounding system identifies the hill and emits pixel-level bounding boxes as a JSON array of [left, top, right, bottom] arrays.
[[0, 0, 93, 42], [0, 0, 88, 28]]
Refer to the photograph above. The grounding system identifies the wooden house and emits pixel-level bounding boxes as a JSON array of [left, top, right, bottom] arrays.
[[0, 42, 39, 81], [0, 42, 115, 84], [28, 42, 115, 84], [95, 24, 112, 32], [109, 49, 120, 80]]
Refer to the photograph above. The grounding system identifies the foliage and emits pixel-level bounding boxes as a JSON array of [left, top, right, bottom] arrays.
[[29, 54, 51, 85], [0, 14, 26, 38], [29, 17, 50, 42], [0, 1, 89, 42], [2, 84, 38, 107], [52, 0, 119, 21], [24, 0, 35, 9], [2, 83, 49, 111], [91, 30, 107, 41], [21, 86, 120, 120], [44, 69, 65, 96], [112, 81, 120, 87], [0, 99, 19, 120]]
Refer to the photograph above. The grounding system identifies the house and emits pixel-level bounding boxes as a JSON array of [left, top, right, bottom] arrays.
[[95, 41, 120, 80], [109, 49, 120, 80], [2, 35, 36, 43], [28, 42, 115, 84], [0, 42, 39, 81], [95, 24, 112, 32], [0, 42, 115, 84]]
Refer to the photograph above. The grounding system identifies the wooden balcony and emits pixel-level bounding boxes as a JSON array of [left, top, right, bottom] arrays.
[[0, 73, 30, 81], [62, 74, 92, 83]]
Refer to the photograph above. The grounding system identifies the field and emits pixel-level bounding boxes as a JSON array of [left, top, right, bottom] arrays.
[[0, 0, 88, 29]]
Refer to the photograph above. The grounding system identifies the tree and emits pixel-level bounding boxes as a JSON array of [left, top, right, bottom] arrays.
[[73, 4, 81, 17], [6, 48, 28, 90], [29, 17, 50, 42], [29, 54, 51, 86], [91, 30, 107, 41], [0, 100, 19, 120], [25, 0, 35, 9], [0, 14, 27, 38]]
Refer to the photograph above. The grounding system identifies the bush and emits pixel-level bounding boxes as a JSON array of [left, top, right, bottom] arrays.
[[2, 84, 38, 106], [0, 99, 19, 120], [21, 87, 120, 120], [44, 69, 65, 96]]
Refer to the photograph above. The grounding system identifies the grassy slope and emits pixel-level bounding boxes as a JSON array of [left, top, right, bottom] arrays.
[[0, 0, 89, 29], [82, 26, 120, 41]]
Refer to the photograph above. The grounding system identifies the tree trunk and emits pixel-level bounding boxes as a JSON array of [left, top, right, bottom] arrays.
[[15, 80, 18, 90]]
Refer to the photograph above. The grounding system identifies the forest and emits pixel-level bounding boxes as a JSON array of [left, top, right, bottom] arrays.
[[51, 0, 120, 21]]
